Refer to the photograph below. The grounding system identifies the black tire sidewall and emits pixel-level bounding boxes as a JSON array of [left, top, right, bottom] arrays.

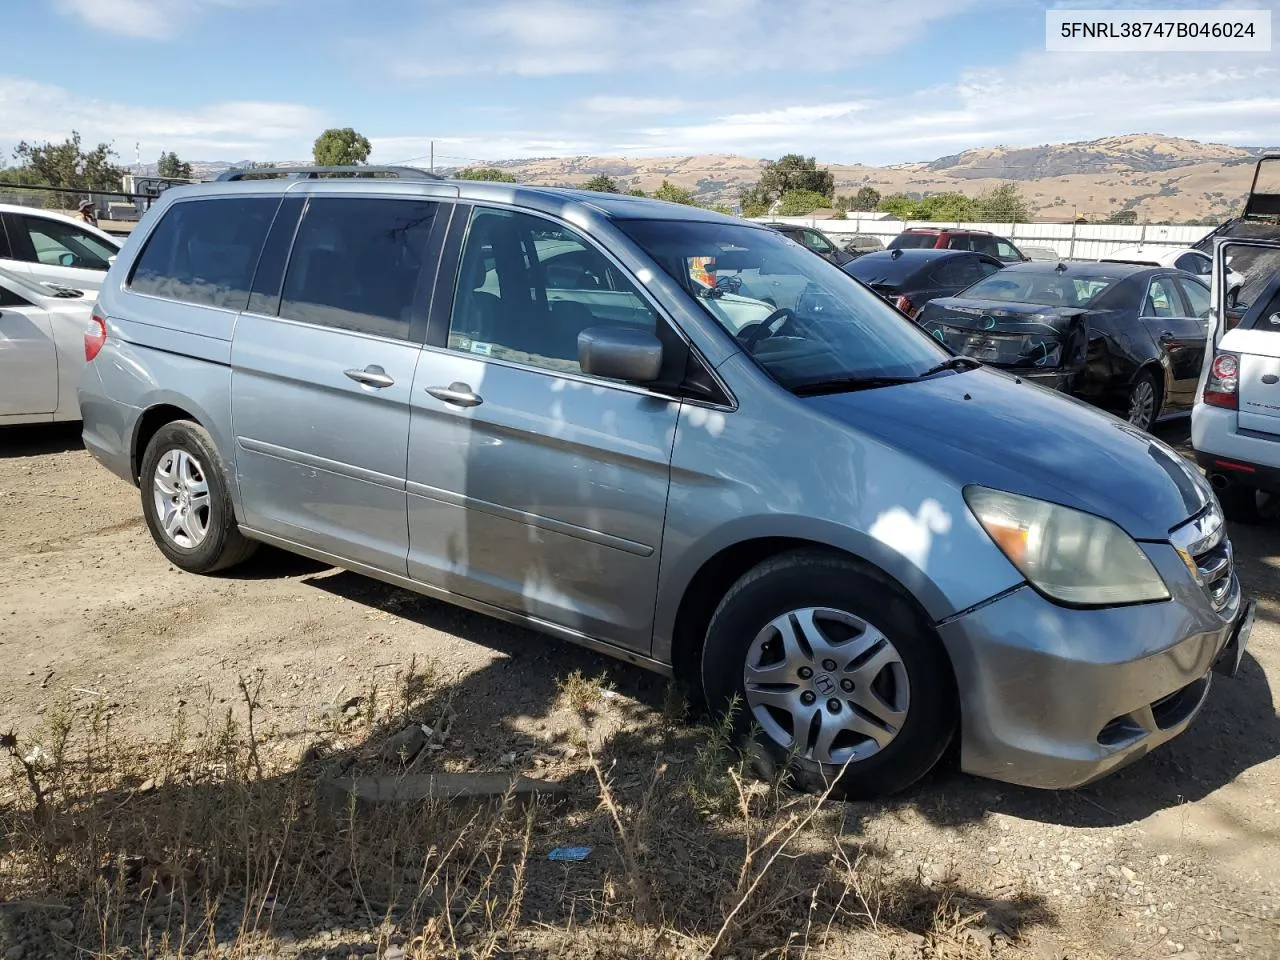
[[700, 552, 956, 799], [139, 421, 238, 573]]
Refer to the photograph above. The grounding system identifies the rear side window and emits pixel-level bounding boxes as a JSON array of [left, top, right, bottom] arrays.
[[128, 198, 278, 310], [279, 197, 439, 340]]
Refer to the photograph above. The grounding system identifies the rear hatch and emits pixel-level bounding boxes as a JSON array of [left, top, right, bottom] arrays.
[[1229, 274, 1280, 437], [916, 298, 1088, 370]]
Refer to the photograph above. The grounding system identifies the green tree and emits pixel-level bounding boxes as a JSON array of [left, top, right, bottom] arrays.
[[914, 192, 975, 221], [455, 167, 517, 182], [626, 187, 647, 197], [12, 131, 123, 195], [776, 189, 831, 217], [312, 127, 372, 166], [973, 184, 1030, 222], [157, 151, 192, 180], [740, 154, 835, 216], [582, 174, 621, 193], [847, 186, 881, 212], [876, 193, 919, 219], [653, 180, 697, 205]]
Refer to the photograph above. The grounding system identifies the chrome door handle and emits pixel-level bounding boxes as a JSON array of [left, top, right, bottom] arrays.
[[426, 382, 483, 407], [344, 365, 395, 388], [1159, 331, 1176, 342]]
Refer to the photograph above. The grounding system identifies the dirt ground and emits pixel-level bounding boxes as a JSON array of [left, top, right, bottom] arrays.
[[1, 421, 1278, 959]]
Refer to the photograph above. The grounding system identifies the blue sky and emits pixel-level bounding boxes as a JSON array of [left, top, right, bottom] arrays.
[[0, 0, 1276, 166]]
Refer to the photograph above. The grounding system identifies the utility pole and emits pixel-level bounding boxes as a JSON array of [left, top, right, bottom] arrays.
[[430, 140, 434, 173]]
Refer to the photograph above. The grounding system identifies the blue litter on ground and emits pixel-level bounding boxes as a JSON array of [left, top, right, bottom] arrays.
[[547, 846, 593, 862]]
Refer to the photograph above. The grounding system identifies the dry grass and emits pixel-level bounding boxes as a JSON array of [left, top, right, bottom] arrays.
[[0, 663, 1040, 959]]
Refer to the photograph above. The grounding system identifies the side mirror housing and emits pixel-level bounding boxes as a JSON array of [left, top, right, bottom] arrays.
[[578, 326, 663, 382], [58, 253, 76, 267]]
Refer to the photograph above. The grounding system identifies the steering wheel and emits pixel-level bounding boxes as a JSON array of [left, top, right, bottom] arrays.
[[737, 307, 795, 350]]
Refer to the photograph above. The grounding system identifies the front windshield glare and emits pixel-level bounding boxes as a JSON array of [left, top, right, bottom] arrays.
[[616, 219, 948, 389]]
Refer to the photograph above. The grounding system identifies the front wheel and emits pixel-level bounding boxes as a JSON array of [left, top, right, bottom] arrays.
[[139, 420, 258, 573], [700, 550, 956, 800]]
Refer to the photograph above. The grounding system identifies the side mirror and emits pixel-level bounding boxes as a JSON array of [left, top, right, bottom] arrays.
[[578, 326, 663, 382], [58, 253, 76, 267]]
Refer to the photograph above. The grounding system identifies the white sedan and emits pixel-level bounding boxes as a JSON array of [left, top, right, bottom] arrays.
[[0, 265, 94, 425], [1100, 244, 1246, 303], [0, 203, 123, 296]]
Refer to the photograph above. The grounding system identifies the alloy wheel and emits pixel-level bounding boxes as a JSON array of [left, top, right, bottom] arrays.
[[1128, 378, 1156, 430], [152, 448, 211, 549], [742, 606, 910, 767]]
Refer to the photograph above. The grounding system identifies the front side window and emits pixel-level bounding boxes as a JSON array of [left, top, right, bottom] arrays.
[[804, 230, 835, 255], [279, 197, 438, 340], [1175, 251, 1210, 276], [15, 215, 116, 270], [617, 218, 949, 392], [129, 197, 278, 310], [996, 240, 1022, 261], [448, 208, 658, 375]]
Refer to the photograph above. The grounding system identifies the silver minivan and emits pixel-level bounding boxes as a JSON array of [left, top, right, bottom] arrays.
[[79, 168, 1254, 798]]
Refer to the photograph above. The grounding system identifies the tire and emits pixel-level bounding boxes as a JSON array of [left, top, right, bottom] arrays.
[[700, 550, 956, 801], [138, 420, 257, 573], [1218, 484, 1280, 525], [1126, 369, 1161, 432]]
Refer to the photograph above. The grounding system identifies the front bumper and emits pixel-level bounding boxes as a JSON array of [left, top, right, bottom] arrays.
[[937, 542, 1249, 789]]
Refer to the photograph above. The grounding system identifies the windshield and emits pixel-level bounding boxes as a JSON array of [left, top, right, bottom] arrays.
[[959, 270, 1118, 308], [616, 218, 949, 389], [888, 233, 938, 250]]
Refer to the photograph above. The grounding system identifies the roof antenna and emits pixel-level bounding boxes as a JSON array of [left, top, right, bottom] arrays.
[[891, 248, 903, 259], [1055, 261, 1068, 272]]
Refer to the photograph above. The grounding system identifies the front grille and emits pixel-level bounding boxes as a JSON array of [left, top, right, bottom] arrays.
[[1170, 503, 1235, 614]]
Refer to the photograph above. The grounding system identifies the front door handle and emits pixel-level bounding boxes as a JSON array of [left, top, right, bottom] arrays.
[[426, 382, 483, 407], [344, 365, 395, 388]]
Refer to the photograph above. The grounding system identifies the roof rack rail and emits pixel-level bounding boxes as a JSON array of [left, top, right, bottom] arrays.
[[214, 165, 443, 182]]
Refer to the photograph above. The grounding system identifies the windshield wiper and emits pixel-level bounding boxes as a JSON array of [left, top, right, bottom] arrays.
[[919, 355, 982, 379], [791, 375, 920, 397]]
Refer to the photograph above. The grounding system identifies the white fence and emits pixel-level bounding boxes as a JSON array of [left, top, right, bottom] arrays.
[[756, 216, 1214, 260]]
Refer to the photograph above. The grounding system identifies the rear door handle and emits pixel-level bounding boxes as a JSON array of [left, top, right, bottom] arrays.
[[1159, 331, 1176, 343], [344, 365, 395, 388], [426, 382, 483, 407]]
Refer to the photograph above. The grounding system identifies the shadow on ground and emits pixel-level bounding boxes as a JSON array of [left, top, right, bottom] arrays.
[[0, 423, 83, 459]]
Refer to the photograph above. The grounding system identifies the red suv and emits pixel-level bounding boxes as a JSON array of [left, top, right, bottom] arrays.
[[888, 228, 1028, 264]]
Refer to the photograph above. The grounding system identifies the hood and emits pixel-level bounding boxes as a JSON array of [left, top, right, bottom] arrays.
[[802, 367, 1211, 540], [917, 299, 1090, 370]]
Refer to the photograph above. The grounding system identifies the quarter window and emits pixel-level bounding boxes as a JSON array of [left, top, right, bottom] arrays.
[[1175, 252, 1210, 276], [279, 198, 438, 340], [129, 198, 278, 310], [448, 208, 657, 376], [1177, 277, 1211, 319]]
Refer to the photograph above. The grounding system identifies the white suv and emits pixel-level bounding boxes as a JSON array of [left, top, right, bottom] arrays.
[[1192, 240, 1280, 522], [0, 203, 122, 295]]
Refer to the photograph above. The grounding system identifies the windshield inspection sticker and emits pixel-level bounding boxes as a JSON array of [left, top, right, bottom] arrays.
[[1047, 9, 1271, 52], [470, 341, 493, 357]]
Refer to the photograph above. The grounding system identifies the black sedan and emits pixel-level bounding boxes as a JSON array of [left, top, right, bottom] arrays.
[[842, 248, 1006, 320], [765, 223, 858, 266], [915, 261, 1211, 431]]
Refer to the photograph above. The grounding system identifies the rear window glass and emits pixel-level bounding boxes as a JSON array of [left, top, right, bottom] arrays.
[[960, 270, 1118, 308], [128, 198, 279, 310], [843, 253, 933, 285], [279, 198, 439, 340], [1240, 276, 1280, 332], [888, 233, 938, 249]]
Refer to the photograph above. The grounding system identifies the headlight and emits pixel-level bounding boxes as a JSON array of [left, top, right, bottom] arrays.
[[964, 487, 1169, 606]]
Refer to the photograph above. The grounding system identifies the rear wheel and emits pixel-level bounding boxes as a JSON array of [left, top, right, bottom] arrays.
[[700, 550, 956, 800], [139, 420, 257, 573], [1126, 370, 1161, 432]]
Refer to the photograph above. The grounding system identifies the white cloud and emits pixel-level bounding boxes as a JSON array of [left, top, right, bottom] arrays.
[[377, 0, 982, 78], [0, 77, 326, 160], [54, 0, 265, 39], [582, 97, 688, 115]]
